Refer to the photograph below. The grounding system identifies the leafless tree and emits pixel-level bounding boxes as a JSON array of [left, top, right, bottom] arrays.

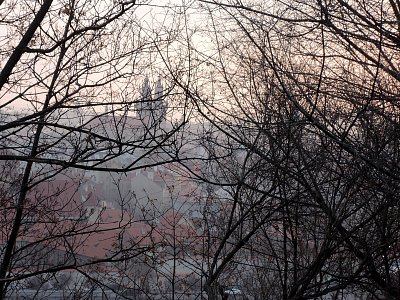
[[0, 0, 198, 298], [161, 0, 400, 299], [4, 0, 400, 299]]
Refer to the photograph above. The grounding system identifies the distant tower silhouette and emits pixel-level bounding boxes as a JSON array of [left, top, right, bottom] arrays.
[[153, 77, 167, 126], [136, 76, 167, 128], [136, 76, 152, 120], [154, 77, 163, 100]]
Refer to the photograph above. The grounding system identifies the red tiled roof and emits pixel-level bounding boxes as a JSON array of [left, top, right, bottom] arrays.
[[26, 179, 83, 219]]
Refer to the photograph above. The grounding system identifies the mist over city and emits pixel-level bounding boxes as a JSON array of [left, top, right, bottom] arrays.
[[0, 1, 399, 299]]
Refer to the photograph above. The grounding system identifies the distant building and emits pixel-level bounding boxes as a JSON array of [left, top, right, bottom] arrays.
[[135, 76, 167, 129]]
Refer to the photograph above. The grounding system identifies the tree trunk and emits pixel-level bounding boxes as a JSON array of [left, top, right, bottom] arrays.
[[206, 282, 222, 300]]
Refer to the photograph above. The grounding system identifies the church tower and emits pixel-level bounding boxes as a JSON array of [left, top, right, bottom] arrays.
[[136, 76, 167, 128], [153, 77, 167, 127], [136, 76, 152, 120]]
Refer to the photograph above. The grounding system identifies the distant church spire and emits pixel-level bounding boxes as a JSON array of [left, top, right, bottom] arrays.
[[142, 76, 152, 102], [136, 76, 152, 120], [155, 77, 163, 100]]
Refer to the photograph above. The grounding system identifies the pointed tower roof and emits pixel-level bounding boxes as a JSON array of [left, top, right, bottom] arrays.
[[142, 76, 152, 101], [155, 77, 163, 100]]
